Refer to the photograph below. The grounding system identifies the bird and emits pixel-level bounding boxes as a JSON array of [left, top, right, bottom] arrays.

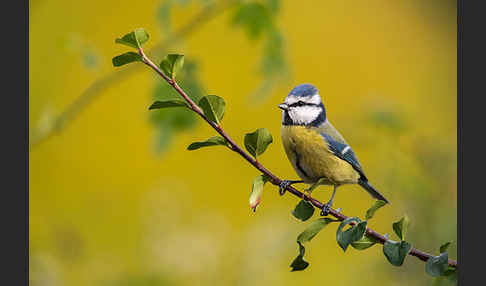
[[278, 83, 389, 215]]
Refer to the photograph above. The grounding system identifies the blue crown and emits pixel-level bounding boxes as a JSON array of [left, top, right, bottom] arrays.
[[289, 84, 318, 98]]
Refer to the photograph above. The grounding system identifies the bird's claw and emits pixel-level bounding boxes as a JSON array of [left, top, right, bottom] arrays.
[[279, 180, 293, 196], [320, 203, 332, 216]]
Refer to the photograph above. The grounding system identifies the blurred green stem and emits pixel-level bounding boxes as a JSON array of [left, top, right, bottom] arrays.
[[29, 0, 240, 150], [139, 48, 458, 269]]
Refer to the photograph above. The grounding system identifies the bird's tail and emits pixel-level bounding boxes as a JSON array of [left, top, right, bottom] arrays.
[[358, 179, 390, 204]]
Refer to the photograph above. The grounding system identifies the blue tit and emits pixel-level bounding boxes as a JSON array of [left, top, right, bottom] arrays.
[[278, 83, 389, 215]]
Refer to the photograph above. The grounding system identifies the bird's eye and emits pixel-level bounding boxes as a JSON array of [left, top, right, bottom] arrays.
[[288, 101, 307, 108]]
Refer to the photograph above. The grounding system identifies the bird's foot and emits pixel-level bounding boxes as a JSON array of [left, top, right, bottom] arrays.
[[279, 180, 293, 196], [321, 185, 339, 216], [320, 203, 331, 216], [278, 180, 304, 196]]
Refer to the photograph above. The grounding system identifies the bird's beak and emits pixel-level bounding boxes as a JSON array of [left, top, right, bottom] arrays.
[[278, 103, 289, 111]]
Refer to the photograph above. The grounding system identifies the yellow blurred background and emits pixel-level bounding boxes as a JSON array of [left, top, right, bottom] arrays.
[[29, 0, 457, 285]]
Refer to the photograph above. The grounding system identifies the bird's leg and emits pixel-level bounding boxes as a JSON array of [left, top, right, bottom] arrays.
[[278, 180, 304, 196], [321, 185, 338, 216], [303, 178, 326, 199]]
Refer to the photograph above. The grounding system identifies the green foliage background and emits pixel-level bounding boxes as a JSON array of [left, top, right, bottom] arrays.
[[29, 0, 457, 285]]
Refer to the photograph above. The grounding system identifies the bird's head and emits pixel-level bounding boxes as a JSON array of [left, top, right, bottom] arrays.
[[278, 83, 326, 126]]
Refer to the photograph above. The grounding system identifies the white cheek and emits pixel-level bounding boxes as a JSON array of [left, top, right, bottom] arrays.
[[309, 94, 322, 104], [289, 106, 321, 124]]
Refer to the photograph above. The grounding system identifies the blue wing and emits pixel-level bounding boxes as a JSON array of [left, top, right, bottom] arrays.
[[320, 132, 367, 180]]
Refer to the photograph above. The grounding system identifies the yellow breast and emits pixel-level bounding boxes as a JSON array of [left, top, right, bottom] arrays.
[[281, 125, 360, 185]]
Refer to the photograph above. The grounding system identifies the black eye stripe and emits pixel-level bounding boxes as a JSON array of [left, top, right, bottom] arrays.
[[288, 101, 319, 107]]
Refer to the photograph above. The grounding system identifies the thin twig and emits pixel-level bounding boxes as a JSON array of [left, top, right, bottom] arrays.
[[139, 50, 458, 268], [29, 0, 240, 150]]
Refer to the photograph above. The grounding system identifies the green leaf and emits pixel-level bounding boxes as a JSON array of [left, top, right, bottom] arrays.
[[297, 218, 337, 244], [350, 234, 380, 250], [290, 242, 309, 271], [112, 52, 142, 67], [149, 100, 189, 110], [115, 28, 149, 49], [291, 217, 337, 272], [442, 267, 457, 284], [292, 200, 315, 222], [264, 0, 280, 13], [249, 174, 270, 211], [149, 60, 203, 154], [392, 215, 409, 240], [440, 242, 452, 254], [133, 28, 150, 46], [198, 95, 226, 125], [232, 3, 272, 40], [160, 54, 185, 79], [383, 240, 412, 266], [187, 136, 227, 151], [244, 128, 273, 158], [336, 217, 367, 252], [260, 29, 286, 75], [426, 252, 449, 277], [365, 200, 387, 220]]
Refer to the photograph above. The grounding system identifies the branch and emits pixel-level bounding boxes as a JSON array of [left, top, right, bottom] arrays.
[[29, 0, 240, 150], [138, 49, 457, 268]]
